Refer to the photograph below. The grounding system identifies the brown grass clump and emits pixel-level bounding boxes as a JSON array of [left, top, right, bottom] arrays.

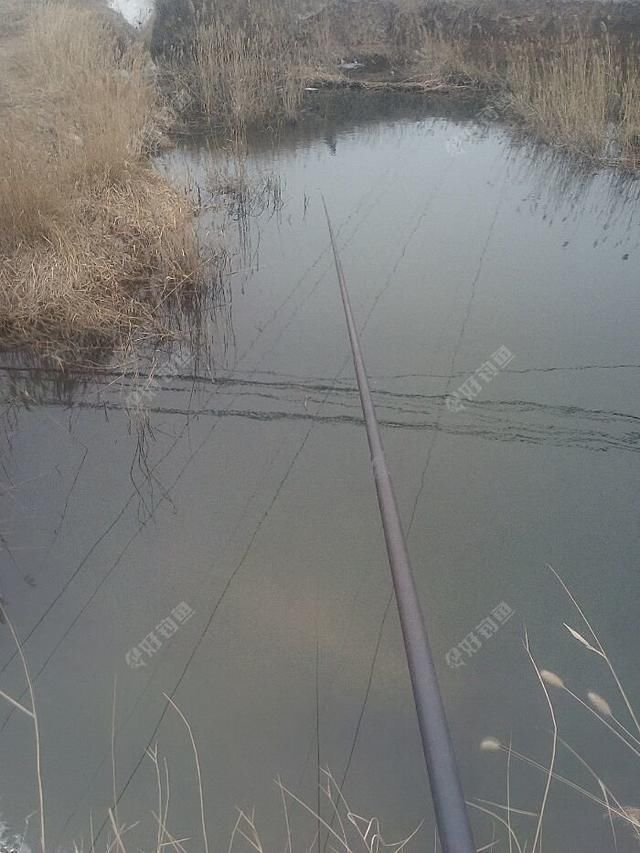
[[619, 72, 640, 169], [506, 36, 640, 167], [390, 0, 429, 63], [415, 28, 499, 85], [507, 39, 613, 157], [153, 0, 313, 128], [0, 0, 201, 355], [189, 2, 305, 128], [0, 174, 198, 350]]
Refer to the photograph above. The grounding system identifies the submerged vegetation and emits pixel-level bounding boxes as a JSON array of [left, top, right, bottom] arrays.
[[0, 0, 201, 357]]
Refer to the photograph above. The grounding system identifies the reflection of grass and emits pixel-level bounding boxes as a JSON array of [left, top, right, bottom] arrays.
[[0, 1, 201, 357], [210, 157, 285, 222], [479, 564, 640, 850]]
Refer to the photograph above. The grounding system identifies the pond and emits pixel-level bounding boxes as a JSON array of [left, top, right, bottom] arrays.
[[1, 93, 639, 852]]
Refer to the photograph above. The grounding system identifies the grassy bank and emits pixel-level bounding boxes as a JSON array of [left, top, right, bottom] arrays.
[[152, 0, 640, 170], [3, 0, 640, 356], [0, 0, 202, 357], [506, 37, 640, 167]]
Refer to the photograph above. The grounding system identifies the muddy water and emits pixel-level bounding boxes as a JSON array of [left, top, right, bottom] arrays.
[[1, 96, 639, 853]]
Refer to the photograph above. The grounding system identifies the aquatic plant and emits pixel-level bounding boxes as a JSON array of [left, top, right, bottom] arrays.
[[0, 819, 30, 853]]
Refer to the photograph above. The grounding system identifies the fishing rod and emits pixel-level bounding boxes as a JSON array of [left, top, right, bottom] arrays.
[[322, 199, 476, 853]]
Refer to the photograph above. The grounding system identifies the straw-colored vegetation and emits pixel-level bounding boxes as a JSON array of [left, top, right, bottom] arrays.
[[507, 38, 640, 167], [190, 3, 305, 129], [154, 0, 462, 128], [391, 6, 640, 168], [154, 0, 640, 170], [153, 0, 302, 128], [480, 565, 640, 850], [3, 0, 640, 354], [414, 28, 640, 167], [0, 0, 201, 355]]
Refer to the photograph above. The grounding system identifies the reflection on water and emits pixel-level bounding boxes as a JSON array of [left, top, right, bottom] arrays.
[[1, 96, 640, 853]]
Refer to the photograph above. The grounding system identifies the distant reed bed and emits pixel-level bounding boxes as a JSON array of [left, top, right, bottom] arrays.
[[507, 36, 640, 168], [153, 0, 640, 169], [190, 3, 305, 128]]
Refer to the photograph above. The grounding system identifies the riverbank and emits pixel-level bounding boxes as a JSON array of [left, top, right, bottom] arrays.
[[153, 0, 640, 170], [0, 0, 203, 360], [2, 0, 640, 358]]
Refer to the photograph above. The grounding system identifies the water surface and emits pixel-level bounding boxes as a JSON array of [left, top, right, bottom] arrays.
[[1, 95, 639, 852]]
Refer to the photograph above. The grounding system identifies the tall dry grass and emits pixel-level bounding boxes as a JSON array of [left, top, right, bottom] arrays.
[[188, 3, 305, 128], [148, 0, 640, 171], [619, 72, 640, 169], [506, 36, 640, 166], [406, 17, 640, 168], [0, 0, 157, 250], [507, 39, 613, 156], [480, 565, 640, 850], [415, 28, 499, 85], [0, 1, 200, 354], [160, 0, 449, 127], [406, 18, 640, 169]]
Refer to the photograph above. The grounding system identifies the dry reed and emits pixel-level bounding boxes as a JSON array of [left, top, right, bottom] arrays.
[[415, 27, 499, 84], [0, 607, 416, 853], [506, 37, 616, 159], [480, 564, 640, 850], [147, 0, 640, 173], [0, 0, 201, 355], [411, 22, 640, 168], [165, 0, 307, 129]]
